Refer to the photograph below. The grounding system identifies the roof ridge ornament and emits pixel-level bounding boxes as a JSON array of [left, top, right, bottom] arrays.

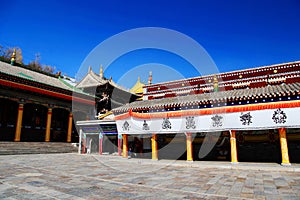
[[213, 75, 219, 92], [100, 64, 104, 79], [148, 71, 152, 85], [11, 48, 16, 66]]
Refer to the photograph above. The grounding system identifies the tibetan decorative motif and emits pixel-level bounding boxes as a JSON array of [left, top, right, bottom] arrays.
[[142, 120, 150, 130], [211, 114, 223, 127], [162, 117, 172, 129], [122, 121, 130, 131], [240, 112, 252, 125], [186, 116, 196, 129], [272, 108, 287, 124]]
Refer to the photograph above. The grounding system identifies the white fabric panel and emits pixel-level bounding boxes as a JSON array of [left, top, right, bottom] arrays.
[[116, 107, 300, 134]]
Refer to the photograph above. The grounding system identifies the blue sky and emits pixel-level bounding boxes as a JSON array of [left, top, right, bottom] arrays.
[[1, 0, 300, 88]]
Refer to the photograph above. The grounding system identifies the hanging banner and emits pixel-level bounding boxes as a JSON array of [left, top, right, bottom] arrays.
[[115, 107, 300, 134]]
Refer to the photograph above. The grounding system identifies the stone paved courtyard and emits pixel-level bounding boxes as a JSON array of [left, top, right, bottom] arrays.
[[1, 153, 300, 199]]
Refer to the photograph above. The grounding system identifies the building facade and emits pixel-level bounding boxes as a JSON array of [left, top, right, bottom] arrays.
[[0, 60, 95, 142], [112, 61, 300, 165]]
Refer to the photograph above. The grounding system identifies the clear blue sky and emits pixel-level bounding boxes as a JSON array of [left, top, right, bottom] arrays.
[[1, 0, 300, 88]]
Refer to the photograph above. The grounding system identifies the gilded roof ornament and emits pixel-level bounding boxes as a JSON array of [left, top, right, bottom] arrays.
[[100, 64, 104, 79], [11, 48, 16, 65], [148, 71, 152, 85], [213, 75, 219, 92]]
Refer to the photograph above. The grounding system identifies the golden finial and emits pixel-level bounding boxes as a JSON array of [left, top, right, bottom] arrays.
[[100, 64, 104, 79], [213, 75, 219, 92], [11, 48, 16, 65], [148, 71, 152, 85]]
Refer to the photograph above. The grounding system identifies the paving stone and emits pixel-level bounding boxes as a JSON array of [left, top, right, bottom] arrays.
[[1, 154, 300, 199]]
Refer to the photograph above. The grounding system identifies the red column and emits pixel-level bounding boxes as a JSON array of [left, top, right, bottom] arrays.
[[82, 136, 86, 154], [118, 134, 122, 156], [122, 134, 128, 158], [99, 133, 103, 155]]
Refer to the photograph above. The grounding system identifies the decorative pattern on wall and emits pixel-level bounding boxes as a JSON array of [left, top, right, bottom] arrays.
[[186, 116, 196, 129], [162, 118, 172, 129], [122, 121, 130, 131], [211, 114, 223, 127], [240, 112, 252, 126], [142, 120, 150, 130], [272, 108, 287, 124]]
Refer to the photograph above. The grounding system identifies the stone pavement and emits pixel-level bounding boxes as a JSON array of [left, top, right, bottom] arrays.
[[1, 154, 300, 199]]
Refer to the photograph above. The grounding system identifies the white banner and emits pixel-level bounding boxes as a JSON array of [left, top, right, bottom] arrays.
[[116, 107, 300, 134]]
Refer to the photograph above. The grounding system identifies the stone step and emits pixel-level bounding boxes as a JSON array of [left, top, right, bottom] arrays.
[[0, 142, 78, 155]]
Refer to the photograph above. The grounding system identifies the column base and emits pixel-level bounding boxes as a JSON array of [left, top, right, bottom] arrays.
[[281, 162, 291, 166], [186, 160, 194, 162], [152, 159, 158, 161], [231, 162, 239, 165]]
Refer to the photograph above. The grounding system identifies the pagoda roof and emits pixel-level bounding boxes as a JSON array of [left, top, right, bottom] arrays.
[[113, 82, 300, 113], [130, 77, 145, 94], [76, 67, 108, 88], [76, 67, 140, 97]]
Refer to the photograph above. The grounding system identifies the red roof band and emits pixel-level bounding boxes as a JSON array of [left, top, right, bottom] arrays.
[[0, 79, 95, 105], [114, 100, 300, 120]]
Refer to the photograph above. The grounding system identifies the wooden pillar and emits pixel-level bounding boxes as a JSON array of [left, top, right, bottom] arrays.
[[82, 133, 86, 154], [279, 128, 291, 166], [99, 133, 103, 155], [14, 103, 24, 142], [67, 112, 73, 142], [122, 134, 128, 158], [45, 108, 52, 142], [118, 134, 122, 156], [230, 130, 238, 164], [79, 128, 82, 154], [186, 133, 193, 161], [151, 134, 158, 160]]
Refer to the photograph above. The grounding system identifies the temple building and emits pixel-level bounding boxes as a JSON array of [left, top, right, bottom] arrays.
[[76, 65, 141, 117], [0, 48, 145, 144], [74, 66, 144, 154], [7, 48, 299, 165], [0, 57, 96, 142], [109, 60, 300, 165]]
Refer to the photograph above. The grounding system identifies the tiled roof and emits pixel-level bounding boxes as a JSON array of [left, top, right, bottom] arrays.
[[0, 61, 71, 90], [113, 82, 300, 113], [144, 61, 300, 96], [76, 68, 141, 96], [76, 69, 108, 88]]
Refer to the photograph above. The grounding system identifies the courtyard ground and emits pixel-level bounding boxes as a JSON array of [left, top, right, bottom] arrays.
[[1, 153, 300, 199]]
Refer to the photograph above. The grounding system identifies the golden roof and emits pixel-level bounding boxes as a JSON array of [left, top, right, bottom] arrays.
[[130, 76, 145, 94]]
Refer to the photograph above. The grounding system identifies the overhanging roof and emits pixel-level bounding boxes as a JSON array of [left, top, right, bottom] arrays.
[[113, 82, 300, 113]]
